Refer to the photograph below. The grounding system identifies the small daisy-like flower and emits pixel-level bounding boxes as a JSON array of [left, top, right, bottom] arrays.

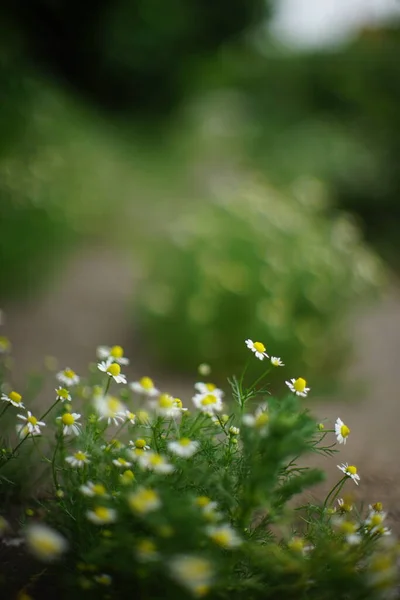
[[288, 536, 307, 554], [169, 555, 214, 597], [370, 502, 384, 513], [206, 524, 242, 548], [337, 463, 360, 485], [0, 336, 11, 353], [1, 390, 25, 408], [80, 481, 109, 497], [94, 394, 126, 426], [335, 519, 361, 545], [150, 393, 182, 418], [128, 487, 161, 514], [285, 377, 310, 397], [192, 391, 223, 415], [87, 506, 117, 525], [335, 417, 351, 444], [136, 538, 159, 562], [56, 368, 80, 386], [138, 451, 174, 474], [120, 469, 135, 485], [270, 356, 284, 367], [242, 404, 269, 435], [66, 450, 91, 468], [365, 511, 391, 536], [97, 345, 129, 365], [17, 411, 46, 436], [124, 410, 136, 425], [194, 382, 224, 397], [56, 412, 82, 436], [98, 360, 127, 384], [337, 497, 354, 513], [112, 457, 132, 469], [55, 387, 71, 402], [245, 339, 269, 360], [198, 363, 211, 376], [130, 376, 159, 397], [168, 438, 199, 458], [25, 523, 68, 562], [129, 438, 150, 451]]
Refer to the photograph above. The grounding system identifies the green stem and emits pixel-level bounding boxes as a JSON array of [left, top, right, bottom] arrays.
[[322, 477, 347, 511], [52, 436, 62, 490], [104, 376, 111, 395], [0, 402, 11, 419], [250, 367, 271, 394]]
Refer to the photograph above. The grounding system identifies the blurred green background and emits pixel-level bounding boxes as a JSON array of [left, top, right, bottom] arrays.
[[0, 0, 399, 392]]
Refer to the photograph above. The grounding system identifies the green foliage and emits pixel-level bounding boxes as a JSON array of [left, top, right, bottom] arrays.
[[136, 180, 384, 386], [0, 341, 398, 599]]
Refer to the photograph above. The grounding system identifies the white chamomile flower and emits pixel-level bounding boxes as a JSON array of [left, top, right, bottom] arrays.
[[86, 506, 117, 525], [335, 417, 351, 444], [55, 387, 71, 402], [130, 377, 159, 397], [56, 412, 82, 436], [206, 524, 242, 548], [1, 390, 25, 408], [94, 394, 126, 426], [149, 394, 182, 418], [285, 377, 310, 397], [242, 404, 269, 435], [112, 457, 132, 469], [169, 555, 214, 596], [337, 498, 353, 513], [56, 368, 80, 386], [97, 360, 127, 384], [66, 450, 91, 468], [270, 356, 284, 367], [365, 511, 391, 536], [16, 411, 46, 436], [337, 463, 360, 485], [128, 487, 161, 515], [25, 523, 68, 562], [194, 382, 224, 397], [80, 481, 109, 498], [97, 345, 129, 365], [129, 438, 151, 451], [138, 451, 174, 474], [168, 438, 199, 458], [334, 519, 361, 545], [192, 391, 223, 415], [245, 339, 269, 360], [124, 410, 136, 425]]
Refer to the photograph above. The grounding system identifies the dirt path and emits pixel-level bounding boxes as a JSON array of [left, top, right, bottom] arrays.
[[2, 246, 400, 530]]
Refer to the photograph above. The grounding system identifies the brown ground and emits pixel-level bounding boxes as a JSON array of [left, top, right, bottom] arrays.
[[2, 244, 400, 532]]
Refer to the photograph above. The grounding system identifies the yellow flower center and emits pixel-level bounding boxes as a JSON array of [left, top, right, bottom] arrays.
[[139, 376, 154, 390], [195, 496, 211, 507], [174, 398, 183, 409], [253, 341, 266, 353], [205, 383, 216, 391], [159, 394, 174, 409], [135, 439, 147, 449], [369, 514, 383, 527], [288, 538, 305, 552], [347, 466, 357, 475], [9, 391, 22, 403], [137, 539, 157, 554], [33, 537, 60, 556], [255, 413, 269, 427], [62, 413, 75, 425], [64, 369, 76, 379], [117, 458, 128, 466], [201, 394, 217, 406], [339, 521, 356, 534], [74, 451, 87, 461], [293, 378, 306, 392], [107, 363, 121, 377], [94, 507, 110, 520], [110, 345, 124, 358], [149, 454, 163, 466], [92, 484, 106, 495], [179, 438, 191, 446], [129, 489, 159, 513], [372, 502, 383, 512], [126, 412, 135, 420], [107, 397, 122, 413], [57, 388, 69, 399], [121, 470, 135, 483], [27, 416, 38, 426], [340, 424, 350, 438], [210, 529, 232, 547]]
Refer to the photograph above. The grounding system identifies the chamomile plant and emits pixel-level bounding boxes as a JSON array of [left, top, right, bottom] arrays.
[[0, 334, 398, 599]]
